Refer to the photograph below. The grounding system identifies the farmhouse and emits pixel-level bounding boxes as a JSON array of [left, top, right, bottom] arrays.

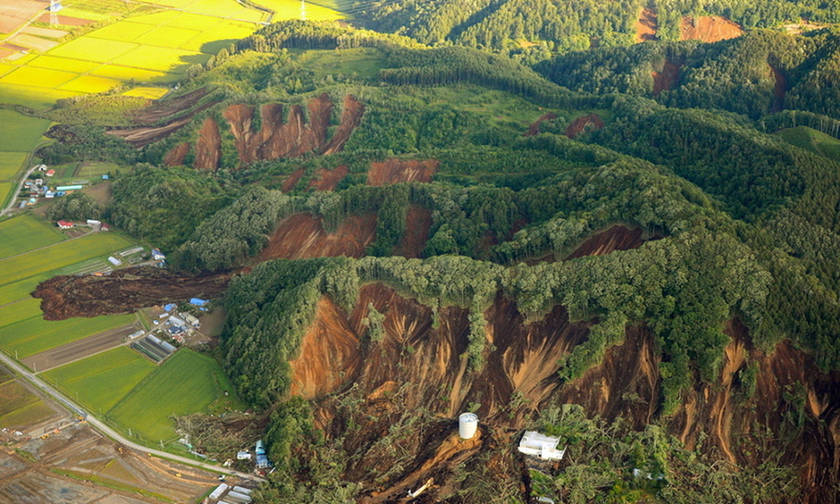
[[518, 431, 566, 461], [57, 220, 74, 229], [45, 169, 55, 177]]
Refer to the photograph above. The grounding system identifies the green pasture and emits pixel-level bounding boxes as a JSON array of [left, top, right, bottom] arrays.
[[0, 298, 42, 329], [0, 111, 50, 152], [0, 274, 52, 307], [0, 312, 136, 358], [107, 349, 243, 442], [0, 231, 132, 287], [0, 214, 65, 260], [43, 346, 156, 413], [294, 47, 383, 79], [0, 152, 27, 180], [0, 183, 11, 207], [77, 161, 119, 178], [777, 126, 840, 160]]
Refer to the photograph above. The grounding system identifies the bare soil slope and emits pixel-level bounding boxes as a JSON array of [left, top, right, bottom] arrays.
[[680, 16, 743, 42], [368, 159, 438, 185], [258, 213, 377, 260]]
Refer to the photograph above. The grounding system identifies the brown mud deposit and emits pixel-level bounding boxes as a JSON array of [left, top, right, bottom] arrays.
[[33, 267, 231, 320], [524, 112, 557, 137], [394, 205, 431, 258], [196, 94, 363, 169], [258, 213, 377, 260], [163, 141, 190, 166], [652, 59, 683, 95], [281, 168, 304, 192], [680, 16, 743, 42], [367, 159, 438, 186], [193, 117, 222, 171], [309, 165, 349, 191], [109, 88, 220, 147], [288, 280, 840, 503], [566, 225, 649, 259], [565, 113, 604, 138], [636, 7, 658, 43]]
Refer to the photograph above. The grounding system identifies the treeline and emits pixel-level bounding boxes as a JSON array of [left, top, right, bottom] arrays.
[[537, 29, 840, 120], [107, 164, 234, 251], [346, 0, 840, 62], [380, 46, 606, 110], [240, 20, 423, 53]]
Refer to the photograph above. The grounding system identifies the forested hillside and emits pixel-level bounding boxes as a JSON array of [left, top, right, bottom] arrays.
[[33, 16, 840, 504]]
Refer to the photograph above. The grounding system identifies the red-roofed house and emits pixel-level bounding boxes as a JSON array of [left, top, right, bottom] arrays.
[[45, 169, 56, 177], [57, 220, 74, 229]]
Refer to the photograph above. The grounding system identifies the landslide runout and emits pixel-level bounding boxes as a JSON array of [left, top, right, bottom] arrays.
[[32, 267, 231, 320]]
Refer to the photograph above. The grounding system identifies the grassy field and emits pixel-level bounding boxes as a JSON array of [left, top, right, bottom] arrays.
[[0, 214, 66, 259], [0, 232, 133, 287], [107, 349, 243, 442], [0, 313, 136, 358], [0, 152, 27, 180], [0, 111, 50, 152], [43, 346, 156, 413], [0, 298, 43, 329], [0, 274, 53, 306], [777, 126, 840, 160]]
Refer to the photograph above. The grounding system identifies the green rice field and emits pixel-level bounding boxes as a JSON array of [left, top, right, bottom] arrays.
[[0, 214, 66, 259], [107, 349, 243, 442], [43, 346, 156, 413], [0, 110, 50, 152], [0, 312, 136, 358], [0, 232, 132, 287], [0, 152, 27, 180]]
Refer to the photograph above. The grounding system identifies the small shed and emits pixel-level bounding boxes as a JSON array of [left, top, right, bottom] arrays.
[[236, 451, 251, 460], [57, 220, 74, 229]]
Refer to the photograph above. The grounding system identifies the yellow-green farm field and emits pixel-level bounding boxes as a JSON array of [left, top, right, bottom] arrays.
[[0, 380, 39, 417], [0, 83, 82, 109], [0, 214, 66, 259], [0, 183, 11, 206], [0, 110, 50, 152], [0, 66, 77, 89], [122, 86, 168, 99], [50, 37, 138, 63], [117, 45, 209, 72], [0, 152, 26, 180], [0, 400, 57, 430], [0, 298, 43, 329], [29, 55, 101, 74], [0, 232, 133, 287], [107, 349, 243, 443], [59, 75, 122, 94], [0, 274, 54, 307], [0, 312, 136, 358], [43, 346, 156, 413]]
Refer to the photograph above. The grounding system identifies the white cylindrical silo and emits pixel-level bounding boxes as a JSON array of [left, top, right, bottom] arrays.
[[458, 412, 478, 439]]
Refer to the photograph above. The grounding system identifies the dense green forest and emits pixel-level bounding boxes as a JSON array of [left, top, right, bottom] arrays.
[[33, 16, 840, 504]]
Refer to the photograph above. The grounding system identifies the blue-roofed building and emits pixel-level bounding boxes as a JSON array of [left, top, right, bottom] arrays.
[[189, 298, 209, 307], [164, 303, 177, 312]]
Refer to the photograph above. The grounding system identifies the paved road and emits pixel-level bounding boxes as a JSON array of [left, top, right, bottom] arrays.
[[0, 350, 266, 484], [0, 164, 37, 217]]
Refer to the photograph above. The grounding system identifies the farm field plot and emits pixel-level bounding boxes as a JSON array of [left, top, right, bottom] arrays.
[[28, 54, 100, 73], [0, 274, 52, 306], [48, 37, 138, 63], [0, 152, 26, 180], [0, 380, 39, 417], [0, 110, 50, 151], [0, 231, 132, 286], [0, 65, 77, 88], [43, 346, 156, 413], [23, 324, 138, 371], [0, 214, 65, 259], [0, 83, 81, 109], [59, 74, 122, 93], [122, 86, 168, 98], [89, 64, 167, 82], [0, 182, 11, 206], [117, 45, 209, 72], [107, 349, 243, 443], [0, 312, 135, 359], [0, 400, 57, 430], [258, 0, 345, 20], [76, 161, 118, 178], [0, 298, 42, 329]]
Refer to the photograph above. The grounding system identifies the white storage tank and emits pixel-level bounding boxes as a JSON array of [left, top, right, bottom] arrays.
[[458, 412, 478, 439]]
